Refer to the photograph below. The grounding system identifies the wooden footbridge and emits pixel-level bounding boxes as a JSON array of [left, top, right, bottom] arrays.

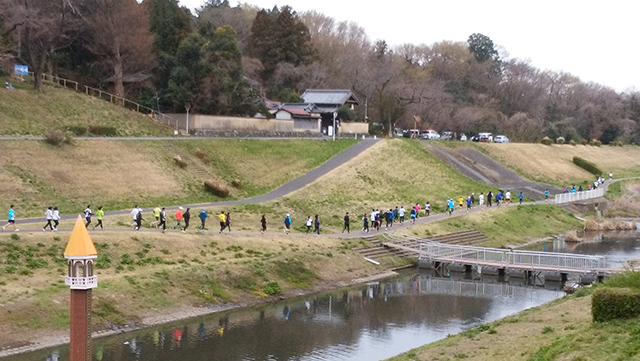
[[381, 233, 611, 274]]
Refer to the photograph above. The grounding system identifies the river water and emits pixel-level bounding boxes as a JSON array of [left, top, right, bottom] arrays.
[[6, 270, 563, 361], [9, 230, 640, 361]]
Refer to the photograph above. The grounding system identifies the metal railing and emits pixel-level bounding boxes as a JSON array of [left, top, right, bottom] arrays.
[[554, 187, 605, 204], [418, 241, 606, 272], [25, 72, 177, 128], [65, 276, 98, 289]]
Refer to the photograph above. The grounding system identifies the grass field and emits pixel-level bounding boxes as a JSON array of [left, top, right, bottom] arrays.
[[476, 142, 640, 187], [387, 272, 640, 361], [397, 204, 582, 248], [0, 230, 403, 345], [0, 138, 355, 217], [0, 76, 172, 137]]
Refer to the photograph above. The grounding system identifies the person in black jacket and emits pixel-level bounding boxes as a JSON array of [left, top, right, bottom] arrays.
[[314, 215, 320, 235], [342, 212, 350, 233], [183, 208, 191, 232]]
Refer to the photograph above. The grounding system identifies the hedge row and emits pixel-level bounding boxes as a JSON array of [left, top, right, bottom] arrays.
[[65, 125, 118, 136], [592, 287, 640, 322], [572, 156, 603, 176]]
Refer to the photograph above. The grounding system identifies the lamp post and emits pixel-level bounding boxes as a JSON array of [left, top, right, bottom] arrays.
[[185, 103, 191, 135]]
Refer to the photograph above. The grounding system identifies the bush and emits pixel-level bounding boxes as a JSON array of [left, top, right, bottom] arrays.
[[89, 126, 118, 136], [204, 179, 229, 197], [572, 156, 603, 176], [569, 140, 576, 146], [44, 129, 67, 146], [231, 179, 243, 189], [589, 139, 602, 147], [263, 281, 281, 295], [540, 137, 553, 145], [581, 139, 588, 145], [556, 137, 565, 144], [592, 287, 640, 322], [67, 125, 88, 136], [173, 156, 188, 168]]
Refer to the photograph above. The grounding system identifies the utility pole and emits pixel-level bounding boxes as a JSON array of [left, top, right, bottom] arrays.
[[185, 103, 191, 134]]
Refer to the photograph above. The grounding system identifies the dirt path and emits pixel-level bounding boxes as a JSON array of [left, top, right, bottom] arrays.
[[426, 144, 563, 199]]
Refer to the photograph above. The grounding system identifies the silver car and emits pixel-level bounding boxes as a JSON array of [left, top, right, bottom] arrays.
[[494, 135, 510, 143]]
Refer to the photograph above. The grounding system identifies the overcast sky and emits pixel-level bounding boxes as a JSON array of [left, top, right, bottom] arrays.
[[179, 0, 639, 93]]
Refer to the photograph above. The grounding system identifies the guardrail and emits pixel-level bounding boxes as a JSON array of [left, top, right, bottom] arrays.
[[418, 241, 606, 272], [25, 72, 177, 128], [554, 187, 605, 204]]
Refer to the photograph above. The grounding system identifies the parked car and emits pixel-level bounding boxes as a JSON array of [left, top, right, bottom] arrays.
[[441, 131, 453, 140], [403, 129, 420, 138], [459, 133, 467, 141], [471, 135, 480, 142], [394, 128, 404, 137], [478, 132, 493, 142], [421, 129, 440, 140], [494, 135, 510, 143]]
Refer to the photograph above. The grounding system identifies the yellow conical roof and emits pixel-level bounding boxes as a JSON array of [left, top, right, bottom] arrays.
[[64, 215, 98, 257]]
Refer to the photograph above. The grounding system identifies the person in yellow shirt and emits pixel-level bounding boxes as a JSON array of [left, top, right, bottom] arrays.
[[152, 206, 161, 228], [94, 206, 104, 230], [458, 197, 464, 209], [218, 211, 226, 233]]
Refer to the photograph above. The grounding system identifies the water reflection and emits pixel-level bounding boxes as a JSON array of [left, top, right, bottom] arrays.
[[7, 271, 563, 361]]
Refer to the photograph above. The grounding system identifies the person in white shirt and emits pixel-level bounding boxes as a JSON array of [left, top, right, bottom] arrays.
[[131, 205, 140, 229], [43, 206, 54, 231], [505, 190, 511, 205], [479, 193, 484, 208], [425, 202, 430, 216], [398, 206, 405, 224], [52, 207, 60, 231], [84, 205, 93, 228]]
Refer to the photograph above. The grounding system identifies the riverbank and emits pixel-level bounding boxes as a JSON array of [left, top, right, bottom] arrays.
[[386, 271, 640, 361]]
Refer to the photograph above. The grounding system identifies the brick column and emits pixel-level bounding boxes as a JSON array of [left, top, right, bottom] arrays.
[[69, 289, 92, 361]]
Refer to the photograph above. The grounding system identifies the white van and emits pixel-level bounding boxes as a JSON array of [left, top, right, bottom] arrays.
[[421, 129, 440, 140], [478, 132, 493, 142]]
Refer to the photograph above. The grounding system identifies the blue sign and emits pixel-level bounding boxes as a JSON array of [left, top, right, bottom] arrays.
[[14, 65, 28, 76]]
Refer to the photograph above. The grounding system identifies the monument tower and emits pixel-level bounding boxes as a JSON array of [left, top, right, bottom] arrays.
[[64, 215, 98, 361]]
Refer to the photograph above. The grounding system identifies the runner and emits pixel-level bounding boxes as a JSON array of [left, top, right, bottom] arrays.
[[342, 212, 350, 233], [84, 205, 94, 228], [466, 196, 472, 212], [260, 215, 267, 234], [479, 192, 484, 208], [198, 209, 208, 230], [425, 202, 430, 217], [306, 216, 312, 233], [182, 208, 190, 232], [410, 208, 416, 224], [218, 211, 226, 233], [225, 212, 231, 233], [159, 207, 167, 233], [94, 206, 104, 230], [52, 207, 61, 231], [519, 192, 524, 204], [174, 207, 184, 229], [152, 206, 161, 228], [362, 213, 369, 233], [134, 208, 144, 231], [284, 214, 292, 235], [505, 190, 511, 205], [398, 206, 405, 224], [487, 191, 493, 207], [458, 196, 464, 209], [131, 205, 140, 229], [545, 189, 549, 201], [2, 205, 18, 232], [43, 206, 54, 231], [314, 214, 320, 235]]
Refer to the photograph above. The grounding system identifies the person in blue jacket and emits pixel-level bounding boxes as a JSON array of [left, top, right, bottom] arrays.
[[284, 214, 292, 235], [198, 209, 208, 230]]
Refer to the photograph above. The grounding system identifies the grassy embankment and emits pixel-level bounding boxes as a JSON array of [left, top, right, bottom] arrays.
[[0, 138, 356, 217], [475, 142, 640, 187], [0, 75, 172, 137], [604, 180, 640, 218], [387, 272, 640, 361]]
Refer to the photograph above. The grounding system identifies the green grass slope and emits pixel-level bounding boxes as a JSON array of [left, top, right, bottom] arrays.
[[0, 76, 172, 136]]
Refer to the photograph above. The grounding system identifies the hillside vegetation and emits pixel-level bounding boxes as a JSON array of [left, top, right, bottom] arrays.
[[473, 143, 640, 186], [0, 138, 356, 217], [0, 77, 172, 137]]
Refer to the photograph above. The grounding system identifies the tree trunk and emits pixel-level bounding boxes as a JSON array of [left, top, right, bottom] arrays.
[[34, 68, 44, 92], [113, 41, 125, 106]]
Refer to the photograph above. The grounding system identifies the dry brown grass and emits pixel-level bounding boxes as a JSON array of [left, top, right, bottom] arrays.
[[476, 143, 640, 185], [564, 230, 581, 242], [584, 218, 637, 231], [204, 179, 230, 197]]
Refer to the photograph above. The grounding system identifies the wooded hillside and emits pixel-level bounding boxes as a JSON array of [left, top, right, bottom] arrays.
[[1, 0, 639, 143]]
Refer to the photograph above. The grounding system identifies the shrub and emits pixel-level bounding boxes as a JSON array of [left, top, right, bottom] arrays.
[[195, 149, 206, 159], [592, 287, 640, 322], [67, 125, 88, 136], [204, 179, 229, 197], [572, 156, 602, 176], [10, 233, 20, 241], [173, 156, 188, 168], [231, 179, 243, 189], [589, 139, 602, 147], [540, 137, 553, 145], [564, 230, 581, 243], [44, 129, 66, 146], [580, 139, 588, 145], [556, 137, 565, 144], [263, 281, 281, 295], [89, 126, 118, 136], [569, 140, 576, 146]]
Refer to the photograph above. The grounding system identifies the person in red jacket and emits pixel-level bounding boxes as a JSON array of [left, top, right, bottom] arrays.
[[173, 207, 184, 229]]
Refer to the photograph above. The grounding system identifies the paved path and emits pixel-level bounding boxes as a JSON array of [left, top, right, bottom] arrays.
[[0, 136, 352, 141], [426, 144, 563, 199], [13, 138, 379, 224]]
